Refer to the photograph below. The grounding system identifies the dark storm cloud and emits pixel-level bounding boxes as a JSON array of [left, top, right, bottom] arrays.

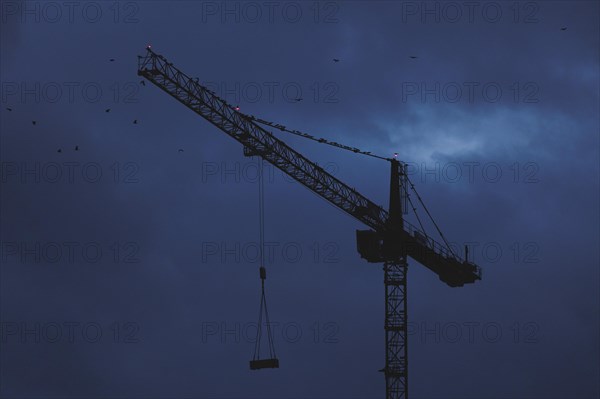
[[1, 1, 598, 398], [0, 0, 22, 57]]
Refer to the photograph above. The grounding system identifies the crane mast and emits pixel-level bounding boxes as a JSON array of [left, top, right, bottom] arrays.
[[382, 160, 409, 397], [138, 47, 481, 399]]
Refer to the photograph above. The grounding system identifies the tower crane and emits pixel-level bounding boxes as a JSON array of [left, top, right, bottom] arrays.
[[137, 46, 482, 399]]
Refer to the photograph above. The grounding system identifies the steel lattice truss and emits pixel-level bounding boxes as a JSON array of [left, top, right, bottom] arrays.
[[138, 48, 387, 231], [137, 47, 480, 286], [384, 258, 409, 399], [137, 47, 482, 399]]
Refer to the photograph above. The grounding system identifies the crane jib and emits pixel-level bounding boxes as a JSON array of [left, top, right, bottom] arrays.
[[136, 48, 481, 286]]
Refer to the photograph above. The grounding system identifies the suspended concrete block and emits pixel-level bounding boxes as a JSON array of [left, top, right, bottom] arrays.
[[249, 358, 280, 370]]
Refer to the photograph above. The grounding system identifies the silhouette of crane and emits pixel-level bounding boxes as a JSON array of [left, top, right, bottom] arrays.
[[137, 47, 482, 399]]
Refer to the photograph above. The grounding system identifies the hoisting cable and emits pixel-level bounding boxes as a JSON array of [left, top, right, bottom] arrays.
[[259, 157, 265, 269], [250, 158, 278, 370], [405, 174, 458, 259]]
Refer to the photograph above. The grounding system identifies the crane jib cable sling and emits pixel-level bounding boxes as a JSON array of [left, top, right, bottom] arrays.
[[251, 116, 393, 161]]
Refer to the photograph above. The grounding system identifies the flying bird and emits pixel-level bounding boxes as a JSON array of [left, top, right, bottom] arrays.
[[133, 119, 138, 124], [105, 108, 111, 113], [410, 56, 418, 59], [75, 146, 79, 151], [333, 58, 340, 63], [57, 149, 62, 153], [294, 98, 303, 102], [178, 149, 184, 152], [6, 107, 12, 111], [32, 121, 37, 125], [140, 80, 146, 86], [109, 58, 115, 62], [560, 27, 567, 31]]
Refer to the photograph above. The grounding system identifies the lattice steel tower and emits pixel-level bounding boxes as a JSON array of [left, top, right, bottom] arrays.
[[137, 47, 481, 399]]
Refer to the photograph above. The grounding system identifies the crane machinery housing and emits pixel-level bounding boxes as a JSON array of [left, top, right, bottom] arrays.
[[137, 46, 482, 399]]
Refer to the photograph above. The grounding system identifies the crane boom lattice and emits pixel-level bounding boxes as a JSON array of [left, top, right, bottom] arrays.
[[137, 47, 482, 399]]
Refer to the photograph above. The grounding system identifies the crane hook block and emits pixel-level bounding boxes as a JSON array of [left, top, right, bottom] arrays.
[[259, 266, 266, 280]]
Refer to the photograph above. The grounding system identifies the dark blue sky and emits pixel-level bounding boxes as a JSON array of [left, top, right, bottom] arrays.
[[1, 1, 599, 398]]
